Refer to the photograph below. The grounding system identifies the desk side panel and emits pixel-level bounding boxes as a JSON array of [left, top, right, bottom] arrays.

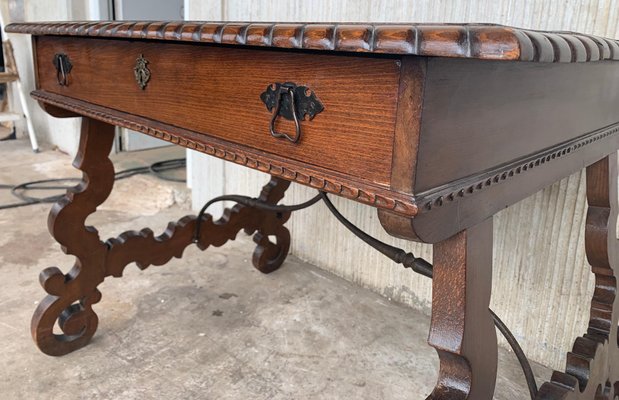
[[416, 59, 619, 193], [405, 59, 619, 242]]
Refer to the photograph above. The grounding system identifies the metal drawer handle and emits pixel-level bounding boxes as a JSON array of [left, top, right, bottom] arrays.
[[260, 82, 324, 144], [53, 53, 72, 86], [269, 84, 300, 143]]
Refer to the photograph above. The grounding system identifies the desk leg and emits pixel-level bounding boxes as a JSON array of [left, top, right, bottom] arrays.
[[32, 118, 115, 356], [427, 218, 498, 399], [244, 177, 291, 274], [32, 117, 292, 356], [537, 154, 619, 399]]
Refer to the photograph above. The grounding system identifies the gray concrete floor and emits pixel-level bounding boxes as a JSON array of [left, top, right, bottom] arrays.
[[0, 138, 551, 399]]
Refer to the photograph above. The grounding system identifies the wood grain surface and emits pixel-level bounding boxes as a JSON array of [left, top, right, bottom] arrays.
[[33, 117, 297, 356], [428, 218, 497, 399], [31, 89, 418, 217], [379, 56, 619, 243], [536, 154, 619, 398], [415, 58, 619, 193], [35, 36, 401, 186], [7, 21, 619, 62]]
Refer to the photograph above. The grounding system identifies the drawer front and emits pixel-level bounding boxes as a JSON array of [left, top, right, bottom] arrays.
[[35, 36, 401, 185]]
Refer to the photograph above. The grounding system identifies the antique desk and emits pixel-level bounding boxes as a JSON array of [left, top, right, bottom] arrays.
[[7, 21, 619, 399]]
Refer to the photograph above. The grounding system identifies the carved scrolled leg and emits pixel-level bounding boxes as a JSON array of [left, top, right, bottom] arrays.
[[537, 154, 619, 399], [245, 177, 291, 273], [104, 176, 292, 278], [427, 218, 498, 399], [33, 139, 291, 356], [32, 118, 115, 356]]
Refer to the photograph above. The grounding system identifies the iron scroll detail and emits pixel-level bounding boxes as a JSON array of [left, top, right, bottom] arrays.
[[260, 82, 324, 143], [134, 54, 151, 90]]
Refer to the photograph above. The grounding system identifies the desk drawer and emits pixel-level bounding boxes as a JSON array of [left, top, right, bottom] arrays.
[[34, 36, 401, 185]]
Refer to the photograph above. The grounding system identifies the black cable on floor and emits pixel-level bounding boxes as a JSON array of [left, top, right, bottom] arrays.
[[0, 158, 186, 211]]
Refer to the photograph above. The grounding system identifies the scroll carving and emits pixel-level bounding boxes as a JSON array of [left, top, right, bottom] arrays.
[[32, 117, 293, 356], [537, 154, 619, 399], [32, 118, 115, 356]]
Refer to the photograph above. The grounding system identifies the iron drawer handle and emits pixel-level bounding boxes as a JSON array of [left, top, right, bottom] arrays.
[[53, 53, 72, 86], [260, 82, 324, 144], [270, 85, 301, 143]]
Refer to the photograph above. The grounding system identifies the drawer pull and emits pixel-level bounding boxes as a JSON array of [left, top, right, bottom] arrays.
[[53, 53, 72, 86], [260, 82, 323, 144]]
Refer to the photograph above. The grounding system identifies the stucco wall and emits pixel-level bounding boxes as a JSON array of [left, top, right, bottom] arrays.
[[4, 0, 98, 155], [187, 0, 619, 370]]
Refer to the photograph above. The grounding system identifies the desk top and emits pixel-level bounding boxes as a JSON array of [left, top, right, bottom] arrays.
[[7, 21, 619, 243], [7, 21, 619, 63]]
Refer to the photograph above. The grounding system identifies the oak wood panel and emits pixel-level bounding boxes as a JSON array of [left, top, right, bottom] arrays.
[[31, 90, 418, 216], [415, 58, 619, 192], [429, 218, 497, 399], [7, 21, 619, 62], [32, 116, 296, 355], [537, 154, 619, 398], [379, 55, 619, 243], [408, 122, 619, 243], [377, 56, 427, 241], [35, 36, 401, 185], [32, 118, 115, 356]]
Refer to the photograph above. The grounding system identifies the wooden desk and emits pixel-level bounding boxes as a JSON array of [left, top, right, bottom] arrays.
[[7, 21, 619, 399]]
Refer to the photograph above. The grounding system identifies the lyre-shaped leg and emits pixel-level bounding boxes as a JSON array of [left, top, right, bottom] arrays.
[[32, 116, 293, 356], [245, 177, 291, 273], [537, 154, 619, 399], [427, 218, 498, 399], [32, 118, 116, 356]]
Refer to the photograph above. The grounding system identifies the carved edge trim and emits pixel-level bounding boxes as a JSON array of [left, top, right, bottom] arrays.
[[6, 21, 619, 63], [32, 90, 417, 217], [416, 122, 619, 213]]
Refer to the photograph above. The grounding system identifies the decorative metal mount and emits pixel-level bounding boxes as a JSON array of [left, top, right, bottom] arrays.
[[52, 53, 72, 86], [133, 54, 151, 90], [260, 82, 324, 143]]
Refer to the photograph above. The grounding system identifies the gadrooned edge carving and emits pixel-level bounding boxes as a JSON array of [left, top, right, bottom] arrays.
[[416, 123, 619, 213], [32, 90, 418, 217], [6, 21, 619, 63]]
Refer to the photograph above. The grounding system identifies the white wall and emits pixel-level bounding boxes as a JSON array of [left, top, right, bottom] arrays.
[[4, 0, 104, 155], [187, 0, 619, 369]]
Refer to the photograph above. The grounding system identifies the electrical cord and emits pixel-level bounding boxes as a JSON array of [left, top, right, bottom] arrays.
[[0, 158, 186, 211]]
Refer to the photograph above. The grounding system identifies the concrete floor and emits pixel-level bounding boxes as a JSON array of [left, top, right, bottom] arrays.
[[0, 138, 552, 399]]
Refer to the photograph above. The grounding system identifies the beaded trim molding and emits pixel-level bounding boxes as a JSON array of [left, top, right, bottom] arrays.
[[32, 89, 619, 218], [7, 21, 619, 62], [32, 90, 418, 217], [416, 122, 619, 212]]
